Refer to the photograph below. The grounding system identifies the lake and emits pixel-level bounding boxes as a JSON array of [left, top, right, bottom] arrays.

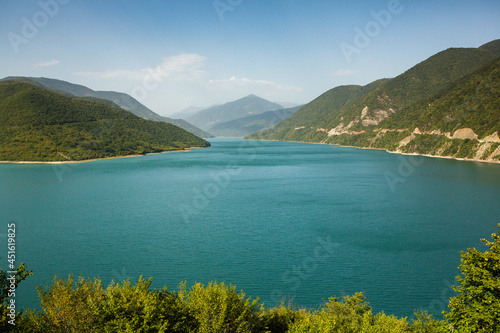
[[2, 138, 500, 318]]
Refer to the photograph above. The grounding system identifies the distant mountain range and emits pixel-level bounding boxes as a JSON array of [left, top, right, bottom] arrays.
[[207, 106, 302, 137], [184, 94, 289, 136], [248, 39, 500, 163], [0, 77, 214, 139], [1, 77, 300, 139], [170, 105, 215, 120], [0, 80, 210, 162]]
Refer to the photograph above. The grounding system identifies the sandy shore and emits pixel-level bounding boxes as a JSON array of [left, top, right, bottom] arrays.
[[390, 151, 500, 165], [0, 146, 207, 165], [247, 138, 500, 165], [4, 140, 498, 166]]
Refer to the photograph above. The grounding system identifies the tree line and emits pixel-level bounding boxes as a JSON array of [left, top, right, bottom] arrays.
[[1, 225, 499, 332]]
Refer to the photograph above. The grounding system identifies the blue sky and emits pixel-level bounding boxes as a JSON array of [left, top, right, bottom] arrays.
[[1, 0, 499, 115]]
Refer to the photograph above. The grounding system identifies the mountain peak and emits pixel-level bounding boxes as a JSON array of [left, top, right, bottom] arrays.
[[240, 94, 266, 101], [185, 95, 284, 132]]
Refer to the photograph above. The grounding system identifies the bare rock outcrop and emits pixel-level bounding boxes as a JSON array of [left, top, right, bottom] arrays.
[[452, 128, 478, 140], [481, 131, 500, 143]]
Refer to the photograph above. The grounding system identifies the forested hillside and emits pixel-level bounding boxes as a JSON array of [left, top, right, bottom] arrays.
[[248, 40, 500, 162], [0, 77, 214, 138], [0, 81, 210, 162]]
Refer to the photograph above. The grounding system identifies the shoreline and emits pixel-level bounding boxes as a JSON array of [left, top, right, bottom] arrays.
[[246, 138, 500, 165], [389, 151, 500, 165], [0, 146, 208, 165]]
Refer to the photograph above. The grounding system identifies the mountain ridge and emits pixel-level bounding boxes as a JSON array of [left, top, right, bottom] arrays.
[[208, 105, 302, 137], [0, 81, 210, 162], [247, 40, 500, 163], [185, 94, 284, 132], [0, 76, 214, 138]]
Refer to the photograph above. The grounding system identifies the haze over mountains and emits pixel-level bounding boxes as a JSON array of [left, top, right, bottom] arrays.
[[1, 77, 300, 139], [183, 94, 288, 136], [1, 77, 214, 139], [248, 40, 500, 162], [1, 40, 499, 163], [207, 106, 302, 137]]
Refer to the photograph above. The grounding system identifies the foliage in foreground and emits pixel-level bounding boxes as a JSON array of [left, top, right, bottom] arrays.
[[1, 224, 500, 332], [2, 279, 447, 333], [444, 227, 500, 332]]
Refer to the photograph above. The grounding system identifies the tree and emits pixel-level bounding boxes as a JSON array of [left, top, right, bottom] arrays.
[[184, 281, 263, 333], [22, 275, 197, 333], [288, 293, 413, 333], [445, 223, 500, 332]]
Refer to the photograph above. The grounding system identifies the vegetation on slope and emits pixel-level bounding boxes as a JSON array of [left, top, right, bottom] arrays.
[[323, 57, 500, 161], [329, 45, 500, 133], [247, 40, 500, 162], [383, 57, 500, 137], [2, 224, 499, 332], [247, 80, 387, 142], [1, 77, 214, 138], [0, 81, 210, 162]]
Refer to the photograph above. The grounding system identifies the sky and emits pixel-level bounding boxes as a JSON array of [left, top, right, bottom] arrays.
[[1, 0, 499, 116]]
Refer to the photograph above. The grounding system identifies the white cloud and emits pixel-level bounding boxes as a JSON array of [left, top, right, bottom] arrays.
[[207, 76, 301, 92], [33, 59, 60, 67], [75, 54, 208, 82], [204, 76, 303, 107], [72, 55, 305, 113], [333, 69, 357, 76]]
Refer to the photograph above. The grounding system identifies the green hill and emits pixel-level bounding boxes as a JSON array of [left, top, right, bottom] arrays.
[[378, 57, 500, 159], [248, 40, 500, 162], [248, 80, 387, 142], [1, 77, 214, 138], [0, 81, 210, 162]]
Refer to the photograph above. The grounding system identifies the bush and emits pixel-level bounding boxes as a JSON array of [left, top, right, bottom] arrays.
[[184, 281, 262, 333], [20, 276, 197, 333], [9, 223, 500, 333], [288, 293, 413, 333], [445, 224, 500, 332], [260, 303, 305, 333]]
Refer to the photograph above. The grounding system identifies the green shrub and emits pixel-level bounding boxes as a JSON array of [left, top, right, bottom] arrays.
[[444, 224, 500, 332], [7, 224, 500, 333], [184, 281, 262, 333]]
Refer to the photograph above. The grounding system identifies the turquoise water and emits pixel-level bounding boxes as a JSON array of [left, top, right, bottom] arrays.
[[2, 138, 500, 318]]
